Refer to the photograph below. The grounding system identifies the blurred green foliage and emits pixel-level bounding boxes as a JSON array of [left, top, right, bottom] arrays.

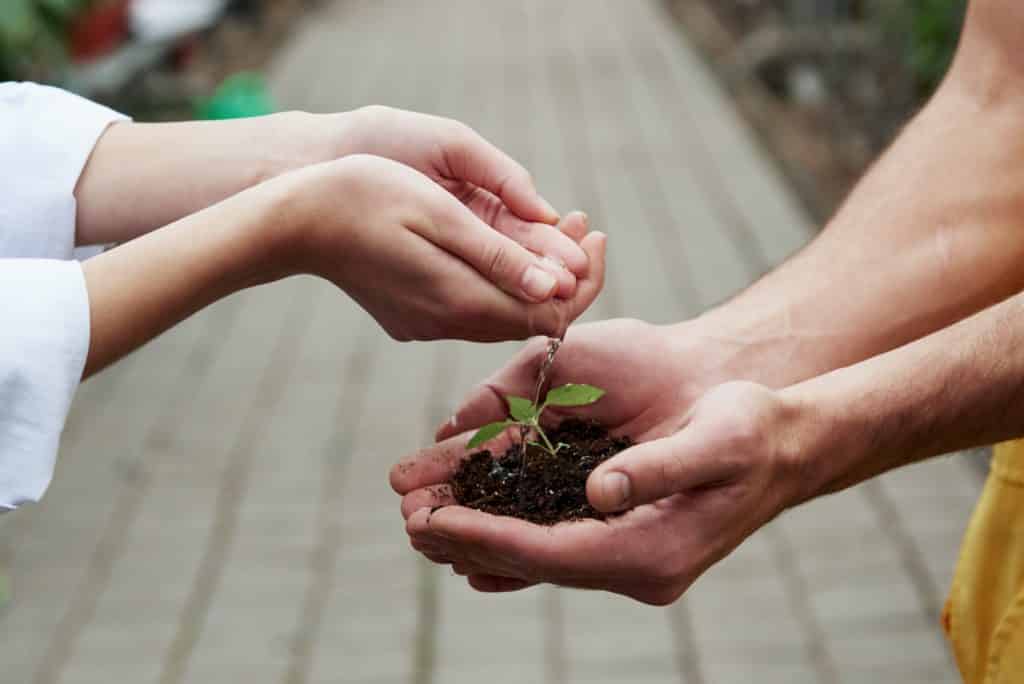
[[882, 0, 965, 95], [0, 0, 92, 80]]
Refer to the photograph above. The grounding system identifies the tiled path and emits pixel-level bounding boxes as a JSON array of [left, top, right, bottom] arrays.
[[0, 1, 981, 682]]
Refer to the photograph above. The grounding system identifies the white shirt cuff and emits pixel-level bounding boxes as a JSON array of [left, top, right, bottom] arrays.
[[0, 82, 129, 260], [0, 259, 91, 510]]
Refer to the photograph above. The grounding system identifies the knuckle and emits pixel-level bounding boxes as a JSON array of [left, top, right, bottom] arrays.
[[445, 119, 476, 145], [530, 301, 568, 339], [519, 167, 536, 190], [723, 414, 761, 453], [483, 243, 513, 283], [357, 103, 394, 119], [659, 450, 690, 491]]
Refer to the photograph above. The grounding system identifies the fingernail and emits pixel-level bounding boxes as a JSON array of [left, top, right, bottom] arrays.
[[578, 211, 589, 229], [602, 472, 631, 508], [521, 265, 557, 301]]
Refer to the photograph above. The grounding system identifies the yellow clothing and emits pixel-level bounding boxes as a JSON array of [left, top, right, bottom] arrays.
[[945, 440, 1024, 683]]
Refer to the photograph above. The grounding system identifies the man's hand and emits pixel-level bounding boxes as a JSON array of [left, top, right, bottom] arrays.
[[395, 381, 802, 605], [390, 321, 809, 604]]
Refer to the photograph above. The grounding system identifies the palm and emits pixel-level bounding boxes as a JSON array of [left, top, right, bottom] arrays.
[[390, 320, 720, 604], [341, 106, 588, 283], [435, 319, 697, 445], [393, 376, 793, 605]]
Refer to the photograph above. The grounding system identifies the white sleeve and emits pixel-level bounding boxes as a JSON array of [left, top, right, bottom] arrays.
[[0, 83, 127, 511], [0, 260, 91, 510], [0, 81, 129, 259]]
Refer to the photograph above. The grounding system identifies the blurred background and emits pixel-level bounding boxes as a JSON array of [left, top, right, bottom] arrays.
[[1, 1, 975, 683], [0, 0, 963, 215]]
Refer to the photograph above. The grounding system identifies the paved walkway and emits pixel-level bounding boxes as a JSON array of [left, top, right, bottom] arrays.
[[1, 1, 981, 682]]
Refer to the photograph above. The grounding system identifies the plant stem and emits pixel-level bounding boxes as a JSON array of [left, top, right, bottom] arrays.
[[536, 424, 558, 456]]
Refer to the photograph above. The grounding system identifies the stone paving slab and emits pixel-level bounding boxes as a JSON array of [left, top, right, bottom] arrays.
[[0, 1, 982, 682]]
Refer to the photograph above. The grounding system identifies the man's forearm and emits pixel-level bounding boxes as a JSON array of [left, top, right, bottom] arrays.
[[74, 111, 343, 246], [80, 172, 298, 376], [683, 2, 1024, 389], [787, 290, 1024, 502]]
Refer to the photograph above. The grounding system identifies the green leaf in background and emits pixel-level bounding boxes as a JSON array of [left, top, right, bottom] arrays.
[[37, 0, 86, 20], [0, 0, 85, 81], [467, 421, 514, 449], [507, 396, 537, 423], [879, 0, 964, 96], [195, 71, 276, 120], [544, 384, 606, 408], [0, 0, 44, 46]]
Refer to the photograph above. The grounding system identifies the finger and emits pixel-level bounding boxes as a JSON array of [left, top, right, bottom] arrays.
[[400, 484, 456, 520], [528, 231, 607, 339], [443, 125, 559, 225], [422, 551, 455, 565], [407, 508, 531, 578], [587, 431, 740, 513], [409, 535, 455, 564], [456, 185, 589, 280], [565, 231, 606, 322], [408, 505, 607, 581], [391, 429, 519, 495], [467, 575, 537, 593], [427, 197, 569, 303], [435, 338, 549, 441], [558, 211, 589, 243]]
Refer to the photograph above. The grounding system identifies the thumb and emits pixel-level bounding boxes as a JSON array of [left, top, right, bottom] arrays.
[[586, 430, 738, 512]]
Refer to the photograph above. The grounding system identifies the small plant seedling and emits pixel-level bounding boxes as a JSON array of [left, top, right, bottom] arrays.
[[467, 384, 606, 456]]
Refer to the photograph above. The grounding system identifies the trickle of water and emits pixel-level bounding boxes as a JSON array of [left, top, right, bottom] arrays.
[[532, 337, 562, 407], [519, 337, 562, 459]]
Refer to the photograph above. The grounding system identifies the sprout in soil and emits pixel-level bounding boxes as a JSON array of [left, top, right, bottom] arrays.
[[467, 383, 606, 457]]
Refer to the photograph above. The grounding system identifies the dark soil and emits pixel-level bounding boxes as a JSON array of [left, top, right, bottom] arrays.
[[450, 418, 633, 525]]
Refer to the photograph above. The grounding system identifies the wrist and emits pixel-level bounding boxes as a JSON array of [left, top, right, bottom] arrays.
[[232, 168, 320, 287], [254, 110, 352, 181], [665, 304, 820, 392], [774, 382, 836, 508], [777, 368, 881, 507]]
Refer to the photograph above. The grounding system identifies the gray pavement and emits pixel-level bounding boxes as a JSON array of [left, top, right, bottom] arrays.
[[0, 1, 981, 682]]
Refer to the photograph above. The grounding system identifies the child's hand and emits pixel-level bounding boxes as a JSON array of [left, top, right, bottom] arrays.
[[283, 155, 605, 342], [335, 106, 588, 285]]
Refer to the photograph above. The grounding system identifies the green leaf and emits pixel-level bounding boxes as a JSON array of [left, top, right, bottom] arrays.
[[507, 396, 537, 422], [544, 383, 606, 407], [467, 421, 514, 449]]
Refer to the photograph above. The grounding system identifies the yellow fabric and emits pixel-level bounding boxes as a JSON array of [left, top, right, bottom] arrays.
[[945, 440, 1024, 683]]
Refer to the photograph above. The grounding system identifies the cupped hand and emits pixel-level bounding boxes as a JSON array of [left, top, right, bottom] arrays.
[[390, 321, 810, 604], [337, 106, 588, 295], [284, 155, 605, 342]]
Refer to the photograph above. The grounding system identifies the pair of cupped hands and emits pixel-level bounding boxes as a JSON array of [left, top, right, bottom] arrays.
[[299, 107, 801, 606]]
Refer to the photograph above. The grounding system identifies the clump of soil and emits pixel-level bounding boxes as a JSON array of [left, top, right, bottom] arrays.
[[450, 418, 633, 525]]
